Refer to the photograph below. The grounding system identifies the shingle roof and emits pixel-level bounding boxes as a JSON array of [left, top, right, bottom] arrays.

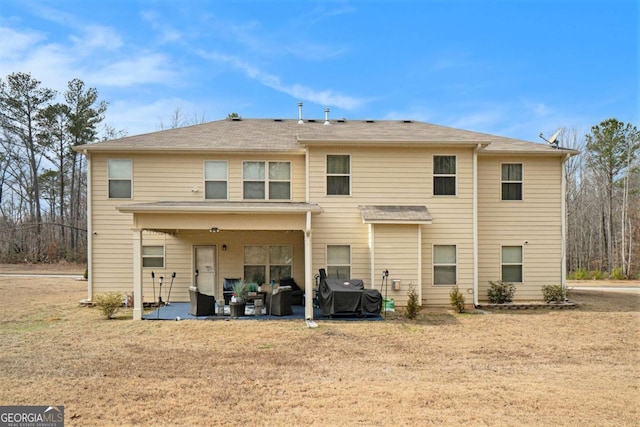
[[77, 118, 576, 155], [116, 201, 322, 214], [359, 205, 433, 224]]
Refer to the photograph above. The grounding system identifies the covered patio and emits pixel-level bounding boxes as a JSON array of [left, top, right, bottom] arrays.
[[116, 201, 322, 321]]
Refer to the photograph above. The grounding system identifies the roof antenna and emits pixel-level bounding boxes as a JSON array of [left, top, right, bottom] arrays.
[[538, 129, 561, 148], [324, 107, 330, 125], [298, 102, 304, 124]]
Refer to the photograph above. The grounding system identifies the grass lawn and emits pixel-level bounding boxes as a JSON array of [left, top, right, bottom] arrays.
[[0, 274, 638, 426]]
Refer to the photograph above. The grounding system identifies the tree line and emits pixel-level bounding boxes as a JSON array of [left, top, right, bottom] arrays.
[[564, 119, 639, 278], [0, 71, 638, 278], [0, 72, 115, 262]]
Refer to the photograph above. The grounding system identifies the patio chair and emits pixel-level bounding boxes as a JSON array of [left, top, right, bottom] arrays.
[[266, 287, 293, 316], [279, 277, 304, 305]]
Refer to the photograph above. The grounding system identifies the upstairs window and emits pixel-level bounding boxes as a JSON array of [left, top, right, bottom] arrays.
[[204, 161, 228, 200], [243, 161, 291, 200], [433, 156, 456, 196], [502, 163, 523, 201], [433, 245, 457, 285], [502, 246, 523, 282], [327, 245, 351, 279], [327, 155, 350, 195], [108, 159, 132, 199]]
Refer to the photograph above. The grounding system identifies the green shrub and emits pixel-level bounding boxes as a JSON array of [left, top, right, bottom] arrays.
[[404, 285, 420, 320], [568, 268, 590, 280], [541, 284, 567, 303], [449, 286, 465, 313], [610, 267, 627, 280], [487, 280, 516, 304], [83, 268, 88, 280], [591, 269, 605, 280], [94, 292, 123, 319]]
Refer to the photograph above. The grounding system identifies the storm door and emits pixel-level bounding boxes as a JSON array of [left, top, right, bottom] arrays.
[[194, 246, 217, 297]]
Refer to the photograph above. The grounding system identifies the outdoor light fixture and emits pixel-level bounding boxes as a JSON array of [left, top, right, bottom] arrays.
[[209, 227, 219, 233], [222, 244, 227, 251]]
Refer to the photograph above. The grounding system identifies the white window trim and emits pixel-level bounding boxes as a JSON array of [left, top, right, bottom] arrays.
[[500, 162, 524, 202], [142, 245, 165, 268], [242, 160, 292, 201], [203, 160, 229, 200], [432, 244, 458, 286], [326, 154, 352, 196], [326, 244, 352, 277], [433, 155, 457, 197], [107, 158, 132, 200], [501, 245, 524, 283]]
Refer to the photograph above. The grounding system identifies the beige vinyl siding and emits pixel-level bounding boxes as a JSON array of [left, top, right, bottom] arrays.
[[372, 224, 419, 306], [308, 146, 474, 305], [477, 155, 563, 301], [89, 153, 305, 300]]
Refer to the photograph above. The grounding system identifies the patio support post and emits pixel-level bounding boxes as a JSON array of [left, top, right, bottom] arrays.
[[304, 212, 314, 320], [132, 228, 143, 320]]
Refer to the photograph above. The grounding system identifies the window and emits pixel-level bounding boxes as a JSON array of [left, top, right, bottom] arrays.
[[142, 245, 164, 268], [108, 159, 132, 199], [502, 246, 523, 282], [244, 245, 292, 284], [269, 246, 292, 281], [243, 161, 291, 200], [204, 161, 227, 199], [433, 245, 457, 285], [327, 245, 351, 279], [327, 155, 350, 195], [502, 164, 523, 201], [433, 156, 456, 196]]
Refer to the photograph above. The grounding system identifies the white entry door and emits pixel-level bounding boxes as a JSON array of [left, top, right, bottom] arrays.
[[194, 246, 216, 296]]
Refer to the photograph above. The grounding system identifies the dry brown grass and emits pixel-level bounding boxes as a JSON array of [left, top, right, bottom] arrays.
[[0, 274, 638, 426]]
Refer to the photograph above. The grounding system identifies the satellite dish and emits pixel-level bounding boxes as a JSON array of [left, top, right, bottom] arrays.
[[538, 129, 561, 148], [548, 129, 561, 145]]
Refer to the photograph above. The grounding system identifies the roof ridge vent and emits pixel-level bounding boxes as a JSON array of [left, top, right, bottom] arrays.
[[403, 120, 413, 123], [365, 119, 375, 123]]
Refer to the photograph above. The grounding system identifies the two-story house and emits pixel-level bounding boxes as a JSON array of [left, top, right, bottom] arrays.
[[76, 112, 576, 320]]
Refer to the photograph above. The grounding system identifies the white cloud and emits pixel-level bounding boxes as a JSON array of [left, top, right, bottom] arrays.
[[198, 50, 365, 110], [91, 53, 178, 87]]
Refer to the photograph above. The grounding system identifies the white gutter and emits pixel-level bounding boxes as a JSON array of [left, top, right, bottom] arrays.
[[85, 151, 93, 301], [473, 144, 480, 306], [561, 154, 569, 290]]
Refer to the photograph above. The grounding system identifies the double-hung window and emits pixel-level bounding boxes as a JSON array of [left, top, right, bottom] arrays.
[[502, 246, 523, 282], [433, 245, 457, 285], [142, 245, 164, 268], [433, 156, 456, 196], [243, 161, 291, 200], [108, 159, 132, 199], [502, 164, 523, 201], [327, 245, 351, 279], [243, 245, 292, 283], [327, 155, 350, 196], [204, 161, 228, 199]]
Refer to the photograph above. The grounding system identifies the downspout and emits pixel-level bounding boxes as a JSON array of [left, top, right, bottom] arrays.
[[304, 146, 314, 320], [304, 212, 313, 320], [473, 144, 480, 307], [561, 154, 569, 291], [85, 150, 93, 302]]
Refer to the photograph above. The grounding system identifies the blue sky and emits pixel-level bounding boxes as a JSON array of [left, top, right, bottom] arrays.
[[1, 0, 637, 141]]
